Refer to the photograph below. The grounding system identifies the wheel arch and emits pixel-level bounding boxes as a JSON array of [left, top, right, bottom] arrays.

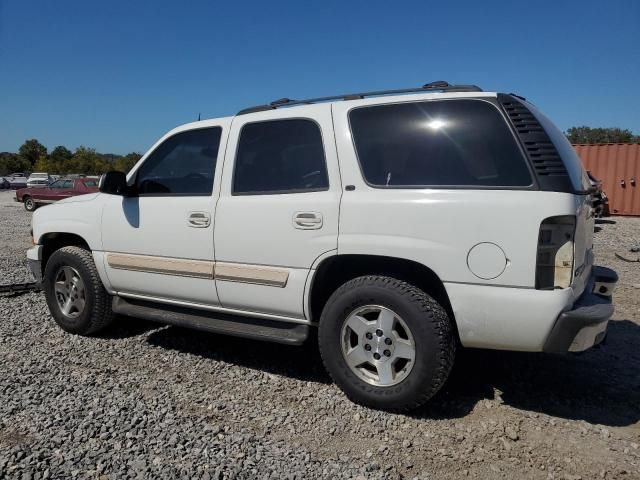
[[41, 232, 91, 274], [308, 254, 457, 333]]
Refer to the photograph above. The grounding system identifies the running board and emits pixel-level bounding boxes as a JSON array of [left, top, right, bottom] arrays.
[[112, 296, 309, 345]]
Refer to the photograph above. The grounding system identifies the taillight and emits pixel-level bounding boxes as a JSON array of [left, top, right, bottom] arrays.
[[535, 215, 576, 289]]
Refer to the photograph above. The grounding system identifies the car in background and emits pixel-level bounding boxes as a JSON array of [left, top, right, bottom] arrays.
[[15, 177, 99, 211], [8, 175, 27, 190], [0, 177, 10, 189], [27, 172, 52, 187], [587, 171, 610, 217]]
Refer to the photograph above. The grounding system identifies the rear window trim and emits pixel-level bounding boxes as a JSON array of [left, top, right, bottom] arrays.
[[346, 97, 539, 191], [231, 116, 330, 196]]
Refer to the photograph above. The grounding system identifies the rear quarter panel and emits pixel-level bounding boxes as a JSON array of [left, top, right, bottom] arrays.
[[331, 97, 589, 351]]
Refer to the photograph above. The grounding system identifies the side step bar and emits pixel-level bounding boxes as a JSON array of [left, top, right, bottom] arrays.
[[112, 296, 309, 345]]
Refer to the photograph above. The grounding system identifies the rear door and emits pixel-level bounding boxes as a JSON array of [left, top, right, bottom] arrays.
[[214, 104, 341, 319]]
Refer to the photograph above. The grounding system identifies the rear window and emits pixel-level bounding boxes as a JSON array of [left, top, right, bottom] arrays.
[[349, 99, 532, 188]]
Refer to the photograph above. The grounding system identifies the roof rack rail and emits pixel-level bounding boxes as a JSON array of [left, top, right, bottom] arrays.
[[236, 81, 482, 115]]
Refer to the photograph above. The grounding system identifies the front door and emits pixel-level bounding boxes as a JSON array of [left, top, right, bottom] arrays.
[[214, 104, 341, 319], [101, 121, 229, 305]]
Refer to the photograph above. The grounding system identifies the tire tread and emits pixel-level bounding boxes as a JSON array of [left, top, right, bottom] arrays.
[[318, 275, 455, 412], [45, 246, 114, 335]]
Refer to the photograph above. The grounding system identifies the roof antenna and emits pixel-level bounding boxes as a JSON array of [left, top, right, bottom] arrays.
[[197, 112, 201, 121]]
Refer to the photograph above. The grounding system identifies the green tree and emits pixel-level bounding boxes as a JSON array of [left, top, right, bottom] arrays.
[[47, 146, 73, 174], [0, 152, 31, 175], [114, 152, 142, 173], [18, 139, 47, 166], [71, 146, 102, 174], [33, 155, 51, 173], [566, 126, 640, 144], [50, 146, 72, 163]]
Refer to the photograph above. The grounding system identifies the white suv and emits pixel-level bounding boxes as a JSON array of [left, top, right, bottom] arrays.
[[27, 82, 617, 411]]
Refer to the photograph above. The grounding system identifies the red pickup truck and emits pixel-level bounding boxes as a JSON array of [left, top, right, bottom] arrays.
[[15, 177, 99, 211]]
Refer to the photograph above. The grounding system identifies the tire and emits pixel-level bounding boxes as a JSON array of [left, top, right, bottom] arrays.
[[23, 196, 37, 211], [318, 275, 455, 411], [43, 246, 114, 336]]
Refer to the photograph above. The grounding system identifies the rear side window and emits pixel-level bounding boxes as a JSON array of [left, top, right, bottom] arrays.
[[349, 99, 532, 188], [136, 127, 222, 195], [233, 119, 329, 195]]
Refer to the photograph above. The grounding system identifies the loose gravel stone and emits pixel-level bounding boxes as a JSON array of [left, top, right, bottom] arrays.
[[0, 190, 639, 479]]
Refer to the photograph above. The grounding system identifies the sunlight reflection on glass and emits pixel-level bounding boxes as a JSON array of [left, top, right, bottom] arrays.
[[426, 119, 447, 130]]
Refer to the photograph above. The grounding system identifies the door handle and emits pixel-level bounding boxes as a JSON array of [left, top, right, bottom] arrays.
[[293, 212, 323, 230], [188, 211, 211, 228]]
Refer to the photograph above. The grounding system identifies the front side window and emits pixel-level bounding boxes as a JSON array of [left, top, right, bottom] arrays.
[[49, 180, 64, 189], [135, 127, 222, 195], [349, 99, 532, 188], [233, 119, 329, 195]]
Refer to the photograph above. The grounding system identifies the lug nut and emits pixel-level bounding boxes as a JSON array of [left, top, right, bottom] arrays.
[[373, 353, 381, 360], [364, 344, 372, 351], [384, 338, 392, 345], [365, 332, 373, 340], [384, 350, 391, 357], [375, 329, 383, 337]]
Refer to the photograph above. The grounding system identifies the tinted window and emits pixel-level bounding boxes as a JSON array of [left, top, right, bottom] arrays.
[[83, 180, 98, 187], [62, 180, 74, 188], [233, 119, 328, 194], [349, 100, 532, 187], [136, 127, 222, 195], [49, 180, 65, 189]]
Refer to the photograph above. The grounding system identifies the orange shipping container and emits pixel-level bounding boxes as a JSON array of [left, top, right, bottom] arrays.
[[573, 143, 640, 216]]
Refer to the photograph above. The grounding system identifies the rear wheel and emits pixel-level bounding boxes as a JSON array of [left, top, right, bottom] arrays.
[[43, 246, 114, 335], [318, 275, 455, 411], [23, 196, 37, 211]]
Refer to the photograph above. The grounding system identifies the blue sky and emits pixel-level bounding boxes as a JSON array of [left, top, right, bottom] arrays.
[[1, 0, 639, 154]]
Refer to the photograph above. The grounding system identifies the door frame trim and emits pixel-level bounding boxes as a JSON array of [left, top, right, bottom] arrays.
[[107, 253, 214, 279]]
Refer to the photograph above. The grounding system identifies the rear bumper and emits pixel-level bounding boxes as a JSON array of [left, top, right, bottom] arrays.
[[446, 265, 618, 352], [543, 266, 618, 352]]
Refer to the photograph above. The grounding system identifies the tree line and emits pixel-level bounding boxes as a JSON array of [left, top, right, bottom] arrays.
[[1, 126, 638, 177], [565, 126, 640, 144], [0, 139, 142, 176]]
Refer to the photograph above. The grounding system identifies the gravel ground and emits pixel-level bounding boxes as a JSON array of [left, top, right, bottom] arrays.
[[1, 189, 639, 479]]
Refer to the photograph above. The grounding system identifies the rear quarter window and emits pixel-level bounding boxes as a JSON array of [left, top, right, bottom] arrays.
[[526, 104, 590, 192], [349, 99, 532, 188]]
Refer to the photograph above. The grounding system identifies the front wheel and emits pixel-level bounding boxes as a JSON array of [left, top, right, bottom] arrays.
[[43, 246, 114, 335], [23, 196, 37, 211], [318, 275, 456, 411]]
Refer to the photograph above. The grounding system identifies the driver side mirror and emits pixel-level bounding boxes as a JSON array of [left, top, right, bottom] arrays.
[[99, 171, 132, 196]]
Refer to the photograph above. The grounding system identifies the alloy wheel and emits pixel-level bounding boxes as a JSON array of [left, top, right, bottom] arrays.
[[340, 305, 416, 387], [53, 266, 86, 318]]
